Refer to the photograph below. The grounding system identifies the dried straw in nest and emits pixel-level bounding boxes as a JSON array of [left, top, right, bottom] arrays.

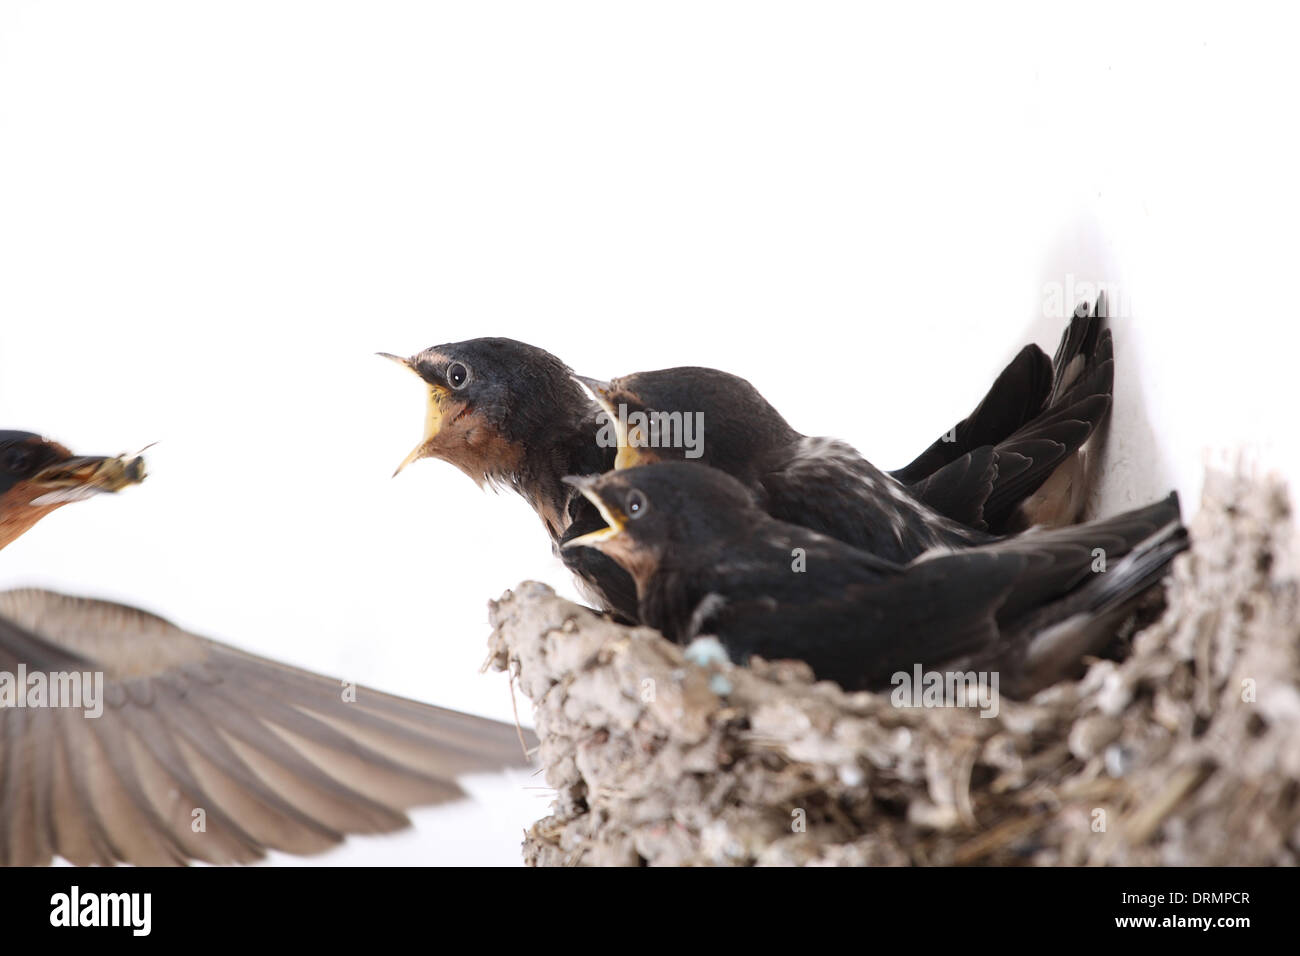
[[485, 468, 1299, 866]]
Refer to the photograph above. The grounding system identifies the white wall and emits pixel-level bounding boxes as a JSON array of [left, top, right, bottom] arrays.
[[2, 2, 1296, 864]]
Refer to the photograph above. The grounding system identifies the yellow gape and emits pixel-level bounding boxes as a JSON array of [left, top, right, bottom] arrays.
[[394, 382, 450, 476], [379, 352, 451, 476], [584, 384, 649, 470], [614, 422, 648, 470], [561, 477, 628, 549]]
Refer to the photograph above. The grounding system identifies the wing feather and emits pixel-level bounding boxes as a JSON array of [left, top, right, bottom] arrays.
[[0, 588, 534, 866]]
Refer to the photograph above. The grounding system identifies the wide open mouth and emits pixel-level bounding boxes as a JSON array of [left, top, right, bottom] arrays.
[[379, 352, 453, 476], [560, 474, 626, 549]]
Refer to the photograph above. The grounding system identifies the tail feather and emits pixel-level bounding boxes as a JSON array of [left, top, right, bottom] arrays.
[[896, 297, 1114, 534], [1007, 492, 1187, 695], [891, 344, 1052, 487], [1049, 292, 1108, 405]]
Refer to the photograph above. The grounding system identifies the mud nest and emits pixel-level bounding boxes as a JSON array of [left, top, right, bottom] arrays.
[[485, 469, 1299, 866]]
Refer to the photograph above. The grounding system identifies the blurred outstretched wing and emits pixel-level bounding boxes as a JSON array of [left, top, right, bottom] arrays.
[[0, 588, 533, 866]]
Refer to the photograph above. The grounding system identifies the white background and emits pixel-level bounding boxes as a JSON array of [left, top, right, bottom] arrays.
[[2, 3, 1297, 865]]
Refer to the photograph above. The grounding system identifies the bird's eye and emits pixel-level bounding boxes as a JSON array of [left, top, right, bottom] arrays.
[[446, 362, 470, 389], [626, 489, 648, 519], [2, 447, 32, 474]]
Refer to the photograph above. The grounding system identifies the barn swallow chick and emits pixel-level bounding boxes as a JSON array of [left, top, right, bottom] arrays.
[[575, 299, 1112, 563], [574, 368, 992, 563], [563, 462, 1186, 698], [0, 430, 146, 548], [379, 339, 639, 619], [0, 430, 533, 866]]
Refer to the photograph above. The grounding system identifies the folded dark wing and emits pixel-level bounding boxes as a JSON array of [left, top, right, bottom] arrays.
[[893, 299, 1114, 532]]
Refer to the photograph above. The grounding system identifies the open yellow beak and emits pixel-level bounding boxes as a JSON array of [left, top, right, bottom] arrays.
[[30, 453, 148, 506], [379, 352, 449, 476], [572, 375, 645, 470], [560, 475, 626, 549]]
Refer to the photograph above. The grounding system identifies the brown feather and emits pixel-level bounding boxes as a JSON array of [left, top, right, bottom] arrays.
[[0, 589, 535, 865]]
